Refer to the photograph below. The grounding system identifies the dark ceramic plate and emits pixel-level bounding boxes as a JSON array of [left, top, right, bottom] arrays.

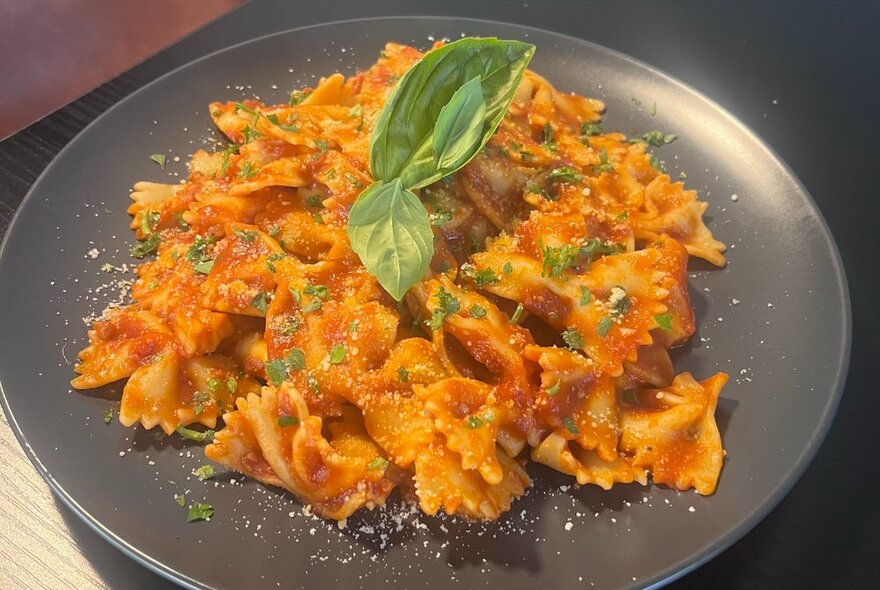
[[0, 17, 850, 590]]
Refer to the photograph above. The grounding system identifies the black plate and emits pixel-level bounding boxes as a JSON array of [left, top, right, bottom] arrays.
[[0, 17, 850, 590]]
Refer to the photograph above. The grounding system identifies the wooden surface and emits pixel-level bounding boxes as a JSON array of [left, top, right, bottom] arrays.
[[1, 1, 878, 588], [0, 0, 243, 140]]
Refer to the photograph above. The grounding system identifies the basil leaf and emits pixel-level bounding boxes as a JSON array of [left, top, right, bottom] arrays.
[[370, 37, 535, 189], [432, 76, 486, 172], [346, 179, 433, 300]]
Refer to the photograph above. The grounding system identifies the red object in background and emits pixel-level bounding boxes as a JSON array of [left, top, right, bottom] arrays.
[[0, 0, 243, 139]]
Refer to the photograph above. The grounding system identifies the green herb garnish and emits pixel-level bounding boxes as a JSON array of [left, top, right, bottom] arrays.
[[193, 465, 216, 481], [187, 502, 214, 522], [597, 316, 614, 337], [250, 291, 271, 314], [429, 286, 460, 330], [150, 154, 167, 169], [468, 305, 487, 318], [654, 313, 674, 332], [347, 38, 535, 300], [278, 415, 300, 427], [594, 147, 614, 174], [510, 303, 525, 325], [329, 344, 346, 364], [176, 425, 215, 443], [562, 327, 584, 350]]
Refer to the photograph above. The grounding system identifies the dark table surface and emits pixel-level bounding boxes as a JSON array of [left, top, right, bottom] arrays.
[[1, 1, 877, 588]]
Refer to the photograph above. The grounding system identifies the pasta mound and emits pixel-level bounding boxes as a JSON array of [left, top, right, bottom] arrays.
[[72, 42, 728, 521]]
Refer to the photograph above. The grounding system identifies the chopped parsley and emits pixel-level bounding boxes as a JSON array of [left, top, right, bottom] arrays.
[[562, 327, 584, 350], [429, 286, 460, 330], [397, 366, 409, 383], [306, 194, 323, 208], [636, 130, 677, 147], [503, 261, 513, 275], [278, 415, 300, 427], [597, 316, 614, 337], [232, 227, 258, 243], [547, 166, 584, 183], [176, 425, 215, 443], [174, 494, 186, 507], [281, 316, 303, 335], [462, 264, 499, 288], [185, 234, 217, 272], [468, 305, 487, 318], [301, 298, 322, 314], [510, 303, 525, 325], [593, 147, 614, 174], [240, 125, 262, 144], [250, 291, 271, 314], [329, 344, 346, 364], [101, 406, 115, 424], [466, 415, 485, 429], [650, 154, 667, 172], [313, 138, 330, 152], [541, 123, 557, 152], [610, 287, 631, 316], [289, 89, 311, 106], [303, 284, 330, 299], [429, 209, 454, 226], [546, 381, 561, 397], [579, 286, 592, 306], [541, 242, 580, 278], [265, 252, 285, 273], [130, 234, 160, 258], [191, 390, 213, 415], [367, 457, 389, 471], [174, 212, 189, 230], [562, 416, 580, 435], [579, 239, 625, 265], [237, 161, 259, 179], [349, 319, 360, 333], [149, 153, 167, 169], [654, 313, 674, 332], [264, 347, 306, 387], [193, 465, 215, 481], [186, 502, 214, 522], [226, 376, 238, 393], [581, 122, 603, 136]]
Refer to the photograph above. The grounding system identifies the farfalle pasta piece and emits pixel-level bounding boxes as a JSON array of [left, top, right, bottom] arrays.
[[472, 230, 670, 376], [207, 384, 395, 519], [72, 308, 176, 389], [524, 345, 619, 462], [619, 372, 728, 494], [119, 353, 259, 434], [200, 223, 283, 316], [531, 432, 647, 490], [631, 175, 727, 266], [416, 378, 508, 485], [133, 242, 233, 357], [413, 440, 530, 520]]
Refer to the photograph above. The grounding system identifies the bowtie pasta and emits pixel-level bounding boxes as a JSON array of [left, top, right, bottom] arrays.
[[73, 42, 728, 521]]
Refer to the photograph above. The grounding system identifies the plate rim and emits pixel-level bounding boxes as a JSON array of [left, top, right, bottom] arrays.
[[0, 15, 852, 590]]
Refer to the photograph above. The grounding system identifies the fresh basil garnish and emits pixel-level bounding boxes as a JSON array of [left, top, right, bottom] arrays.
[[347, 37, 535, 300], [431, 76, 486, 173], [347, 179, 433, 301]]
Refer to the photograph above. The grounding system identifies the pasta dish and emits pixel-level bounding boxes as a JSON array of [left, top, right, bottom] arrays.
[[72, 39, 728, 521]]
